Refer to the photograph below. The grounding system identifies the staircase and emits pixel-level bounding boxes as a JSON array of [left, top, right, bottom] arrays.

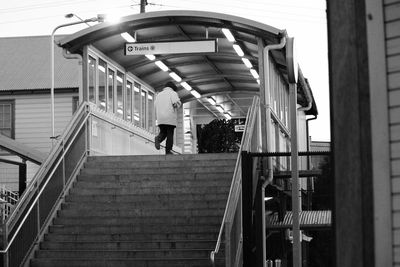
[[30, 153, 237, 267]]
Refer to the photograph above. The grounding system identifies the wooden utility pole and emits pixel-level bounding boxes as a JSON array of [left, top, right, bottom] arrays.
[[140, 0, 147, 13]]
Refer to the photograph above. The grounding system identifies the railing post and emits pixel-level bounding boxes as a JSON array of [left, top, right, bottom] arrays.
[[255, 169, 265, 267], [241, 151, 254, 266], [18, 161, 27, 196], [2, 222, 8, 267]]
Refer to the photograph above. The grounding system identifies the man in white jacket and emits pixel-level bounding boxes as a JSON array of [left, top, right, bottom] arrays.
[[154, 81, 182, 154]]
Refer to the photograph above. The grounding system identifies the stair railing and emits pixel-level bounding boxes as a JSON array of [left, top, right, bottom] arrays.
[[210, 96, 261, 267], [0, 102, 91, 267], [0, 186, 19, 222]]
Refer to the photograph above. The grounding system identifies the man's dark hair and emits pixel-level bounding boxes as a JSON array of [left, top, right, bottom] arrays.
[[165, 81, 178, 91]]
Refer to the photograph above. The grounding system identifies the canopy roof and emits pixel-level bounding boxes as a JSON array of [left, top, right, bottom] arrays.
[[59, 10, 317, 118]]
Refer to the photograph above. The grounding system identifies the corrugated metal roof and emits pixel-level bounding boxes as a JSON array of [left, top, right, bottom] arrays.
[[267, 210, 331, 229], [0, 36, 79, 91]]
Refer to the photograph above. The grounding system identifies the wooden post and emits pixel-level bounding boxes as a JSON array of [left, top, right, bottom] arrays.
[[327, 0, 374, 266], [140, 0, 146, 13]]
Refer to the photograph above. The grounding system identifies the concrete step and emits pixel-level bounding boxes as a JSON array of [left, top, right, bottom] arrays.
[[40, 240, 217, 250], [86, 153, 237, 163], [62, 199, 227, 210], [76, 172, 233, 182], [58, 205, 225, 217], [48, 224, 220, 234], [84, 158, 236, 169], [79, 165, 234, 176], [35, 248, 212, 259], [44, 232, 220, 242], [65, 192, 228, 203], [57, 207, 224, 217], [69, 185, 230, 195], [53, 216, 222, 225], [31, 257, 225, 267], [73, 179, 230, 189]]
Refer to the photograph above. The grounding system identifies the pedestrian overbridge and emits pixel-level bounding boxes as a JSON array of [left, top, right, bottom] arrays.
[[0, 10, 325, 267]]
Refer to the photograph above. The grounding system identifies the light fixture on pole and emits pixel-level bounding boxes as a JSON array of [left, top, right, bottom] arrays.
[[50, 14, 105, 141]]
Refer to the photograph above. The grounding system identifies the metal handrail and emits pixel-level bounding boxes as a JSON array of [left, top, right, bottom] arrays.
[[0, 102, 91, 255], [5, 102, 89, 231], [210, 96, 260, 265]]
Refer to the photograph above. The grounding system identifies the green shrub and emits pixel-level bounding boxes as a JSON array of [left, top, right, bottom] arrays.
[[197, 119, 240, 153]]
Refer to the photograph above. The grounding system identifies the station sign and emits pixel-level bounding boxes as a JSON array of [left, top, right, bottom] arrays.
[[232, 117, 246, 132], [125, 39, 218, 55]]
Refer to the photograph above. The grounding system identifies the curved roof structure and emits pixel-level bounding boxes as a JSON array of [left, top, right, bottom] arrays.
[[59, 10, 317, 117]]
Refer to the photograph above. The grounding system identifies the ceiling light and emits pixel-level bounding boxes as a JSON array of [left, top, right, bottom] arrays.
[[98, 65, 106, 73], [232, 44, 244, 57], [224, 113, 232, 120], [207, 97, 216, 105], [190, 90, 201, 98], [145, 54, 156, 60], [155, 61, 169, 72], [242, 58, 253, 68], [250, 69, 259, 79], [222, 28, 235, 42], [180, 82, 192, 91], [169, 72, 182, 82], [121, 32, 136, 42], [216, 105, 224, 113]]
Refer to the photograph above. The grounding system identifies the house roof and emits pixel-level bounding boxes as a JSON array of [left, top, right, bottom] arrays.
[[0, 134, 46, 164], [0, 36, 79, 91], [59, 10, 318, 117]]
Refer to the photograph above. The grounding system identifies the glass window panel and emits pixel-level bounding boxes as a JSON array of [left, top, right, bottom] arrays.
[[116, 71, 124, 118], [133, 82, 141, 127], [126, 81, 132, 122], [141, 90, 147, 129], [98, 59, 107, 111], [88, 56, 96, 103], [0, 103, 13, 138], [148, 91, 154, 133], [107, 68, 115, 113]]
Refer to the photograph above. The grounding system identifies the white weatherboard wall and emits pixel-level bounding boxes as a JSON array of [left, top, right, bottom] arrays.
[[0, 92, 77, 191], [385, 0, 400, 265]]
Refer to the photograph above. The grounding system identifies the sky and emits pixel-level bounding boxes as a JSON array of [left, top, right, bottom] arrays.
[[0, 0, 330, 141]]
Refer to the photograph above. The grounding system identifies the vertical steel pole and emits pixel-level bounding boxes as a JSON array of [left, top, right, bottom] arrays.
[[50, 34, 55, 141], [290, 82, 301, 267]]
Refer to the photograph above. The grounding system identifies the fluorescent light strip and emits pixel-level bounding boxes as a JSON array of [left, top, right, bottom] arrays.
[[232, 44, 244, 57], [250, 69, 259, 79], [242, 58, 253, 68], [155, 60, 169, 72], [207, 97, 216, 105], [169, 72, 182, 82], [145, 54, 156, 61], [222, 28, 235, 42], [180, 82, 192, 91], [98, 65, 106, 73], [216, 105, 224, 113], [224, 113, 232, 120], [121, 32, 136, 42], [190, 90, 201, 98]]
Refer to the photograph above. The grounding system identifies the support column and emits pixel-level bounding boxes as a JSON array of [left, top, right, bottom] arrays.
[[290, 83, 301, 267]]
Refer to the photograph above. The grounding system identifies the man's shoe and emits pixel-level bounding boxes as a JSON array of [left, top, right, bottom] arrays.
[[154, 136, 160, 150]]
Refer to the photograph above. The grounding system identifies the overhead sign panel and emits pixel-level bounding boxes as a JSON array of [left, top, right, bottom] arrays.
[[125, 39, 218, 55]]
